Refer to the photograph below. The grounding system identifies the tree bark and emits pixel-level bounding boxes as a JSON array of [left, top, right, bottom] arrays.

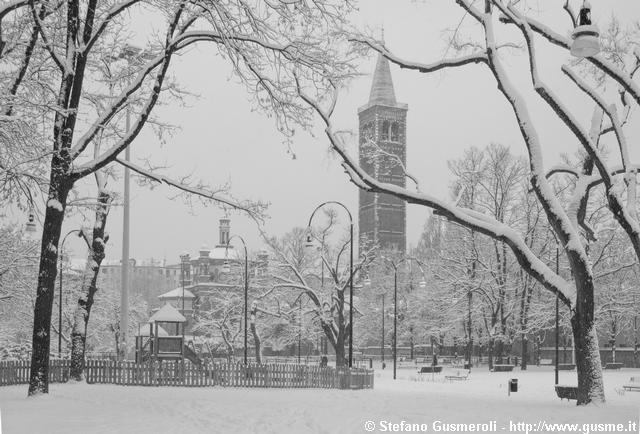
[[69, 190, 112, 380], [249, 302, 262, 365], [571, 286, 605, 404], [521, 336, 528, 370], [334, 335, 346, 367], [487, 338, 494, 370], [28, 179, 70, 395]]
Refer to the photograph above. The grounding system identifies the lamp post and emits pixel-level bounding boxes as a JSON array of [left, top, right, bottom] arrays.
[[25, 211, 37, 234], [381, 256, 427, 380], [571, 1, 601, 58], [381, 293, 385, 366], [305, 201, 353, 367], [59, 229, 82, 358], [113, 44, 152, 362], [555, 243, 560, 386], [223, 235, 249, 365], [298, 297, 302, 364], [180, 253, 190, 316]]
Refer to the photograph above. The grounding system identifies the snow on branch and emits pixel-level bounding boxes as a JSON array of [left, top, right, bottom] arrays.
[[114, 158, 268, 223], [562, 66, 633, 174], [348, 37, 488, 73], [297, 83, 574, 307], [498, 6, 640, 107]]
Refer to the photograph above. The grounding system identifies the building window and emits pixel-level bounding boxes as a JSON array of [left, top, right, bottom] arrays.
[[381, 120, 390, 141], [390, 122, 399, 142]]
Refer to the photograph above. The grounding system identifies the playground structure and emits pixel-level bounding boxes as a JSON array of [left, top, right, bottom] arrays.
[[135, 303, 201, 366]]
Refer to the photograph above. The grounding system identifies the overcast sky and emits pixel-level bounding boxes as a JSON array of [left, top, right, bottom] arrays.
[[54, 0, 640, 264]]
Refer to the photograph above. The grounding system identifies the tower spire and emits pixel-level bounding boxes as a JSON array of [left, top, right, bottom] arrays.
[[368, 52, 397, 106]]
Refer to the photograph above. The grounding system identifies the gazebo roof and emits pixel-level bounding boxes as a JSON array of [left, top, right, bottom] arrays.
[[149, 303, 186, 323], [158, 287, 195, 299]]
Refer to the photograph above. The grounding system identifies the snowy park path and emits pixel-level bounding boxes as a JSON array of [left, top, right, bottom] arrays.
[[0, 367, 638, 433]]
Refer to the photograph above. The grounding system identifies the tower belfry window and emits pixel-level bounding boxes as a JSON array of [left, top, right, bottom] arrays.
[[381, 120, 390, 141], [390, 122, 399, 142]]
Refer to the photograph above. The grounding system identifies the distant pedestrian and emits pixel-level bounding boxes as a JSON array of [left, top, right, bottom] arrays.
[[432, 354, 438, 366]]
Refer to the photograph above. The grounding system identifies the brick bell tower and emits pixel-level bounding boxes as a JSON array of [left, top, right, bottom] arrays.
[[358, 52, 408, 254]]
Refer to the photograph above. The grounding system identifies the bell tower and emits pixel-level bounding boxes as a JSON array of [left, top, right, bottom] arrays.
[[358, 53, 408, 253]]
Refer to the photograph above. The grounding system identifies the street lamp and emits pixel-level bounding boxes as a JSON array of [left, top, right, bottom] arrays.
[[113, 44, 153, 362], [555, 241, 560, 385], [59, 229, 82, 358], [381, 255, 427, 380], [305, 201, 353, 367], [25, 211, 37, 234], [571, 1, 601, 58], [225, 235, 249, 365], [180, 253, 190, 316]]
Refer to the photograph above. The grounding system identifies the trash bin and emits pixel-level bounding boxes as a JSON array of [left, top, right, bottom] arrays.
[[509, 379, 518, 395]]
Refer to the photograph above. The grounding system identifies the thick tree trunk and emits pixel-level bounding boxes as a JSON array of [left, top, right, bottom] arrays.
[[495, 339, 504, 364], [488, 338, 494, 370], [69, 191, 111, 380], [28, 181, 70, 395], [521, 336, 528, 370], [334, 337, 346, 367], [571, 310, 605, 405], [249, 302, 262, 364]]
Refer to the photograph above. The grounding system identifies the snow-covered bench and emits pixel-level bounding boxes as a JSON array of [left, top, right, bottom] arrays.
[[418, 365, 443, 374], [623, 377, 640, 392], [605, 363, 623, 370], [558, 363, 575, 371], [445, 369, 470, 382], [492, 364, 514, 372], [555, 385, 578, 400]]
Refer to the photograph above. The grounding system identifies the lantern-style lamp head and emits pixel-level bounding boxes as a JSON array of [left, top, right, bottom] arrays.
[[304, 234, 315, 250], [571, 1, 600, 58], [222, 260, 231, 273], [419, 280, 427, 289], [363, 278, 372, 287], [25, 212, 36, 233]]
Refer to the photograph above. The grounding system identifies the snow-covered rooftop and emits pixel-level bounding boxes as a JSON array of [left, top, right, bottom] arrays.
[[204, 246, 243, 260], [158, 287, 196, 299], [149, 303, 186, 323]]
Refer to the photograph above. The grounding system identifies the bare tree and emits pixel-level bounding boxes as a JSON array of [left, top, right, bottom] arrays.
[[262, 224, 373, 367], [299, 0, 640, 405], [1, 0, 354, 394]]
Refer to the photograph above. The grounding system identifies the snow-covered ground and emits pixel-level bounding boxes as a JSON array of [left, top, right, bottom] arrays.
[[1, 366, 638, 434]]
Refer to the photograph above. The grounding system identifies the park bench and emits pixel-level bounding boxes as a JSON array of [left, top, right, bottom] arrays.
[[492, 364, 514, 372], [605, 363, 623, 370], [555, 385, 578, 400], [623, 377, 640, 392], [445, 369, 470, 382], [558, 364, 575, 371], [418, 366, 443, 374], [539, 358, 553, 365]]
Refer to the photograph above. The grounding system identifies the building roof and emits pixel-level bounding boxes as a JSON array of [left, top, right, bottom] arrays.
[[149, 303, 186, 323], [358, 53, 408, 113], [368, 53, 397, 106], [158, 287, 196, 299], [135, 323, 169, 337], [207, 246, 243, 260]]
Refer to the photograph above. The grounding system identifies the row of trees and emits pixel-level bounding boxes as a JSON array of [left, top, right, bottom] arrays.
[[295, 0, 640, 405], [1, 0, 638, 406], [0, 0, 353, 396]]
